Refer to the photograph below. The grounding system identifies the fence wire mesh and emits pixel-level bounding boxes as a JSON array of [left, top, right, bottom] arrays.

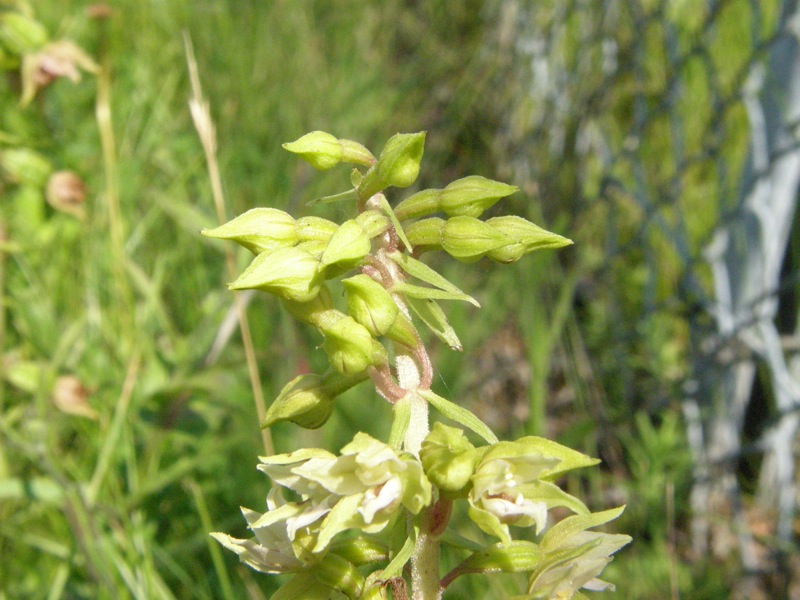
[[471, 0, 800, 595]]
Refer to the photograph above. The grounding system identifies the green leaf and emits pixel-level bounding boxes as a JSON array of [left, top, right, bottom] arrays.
[[379, 529, 417, 580], [392, 281, 479, 307], [373, 192, 413, 251], [405, 297, 462, 350], [388, 395, 412, 449], [388, 251, 470, 297], [419, 389, 498, 444], [306, 187, 359, 207]]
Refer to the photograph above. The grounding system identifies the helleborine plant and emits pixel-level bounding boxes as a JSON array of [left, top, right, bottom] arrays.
[[205, 131, 630, 599]]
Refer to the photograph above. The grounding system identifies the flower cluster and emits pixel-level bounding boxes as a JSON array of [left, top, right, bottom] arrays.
[[207, 131, 629, 598]]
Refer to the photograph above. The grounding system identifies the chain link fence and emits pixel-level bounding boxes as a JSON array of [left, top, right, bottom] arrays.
[[467, 0, 800, 595]]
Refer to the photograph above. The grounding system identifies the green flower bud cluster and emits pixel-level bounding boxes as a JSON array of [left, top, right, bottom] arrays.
[[208, 130, 628, 598]]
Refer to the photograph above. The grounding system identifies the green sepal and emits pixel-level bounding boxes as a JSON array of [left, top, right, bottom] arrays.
[[441, 216, 509, 262], [283, 131, 343, 170], [510, 437, 600, 481], [321, 219, 372, 268], [405, 297, 462, 351], [527, 507, 631, 599], [420, 423, 480, 497], [419, 389, 498, 444], [229, 246, 322, 302], [440, 176, 518, 218], [201, 207, 298, 254], [312, 553, 365, 600]]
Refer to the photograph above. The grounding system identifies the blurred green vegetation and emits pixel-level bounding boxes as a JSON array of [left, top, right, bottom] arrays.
[[0, 0, 792, 598]]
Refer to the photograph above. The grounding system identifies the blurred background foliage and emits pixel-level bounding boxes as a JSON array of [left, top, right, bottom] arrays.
[[2, 0, 799, 598]]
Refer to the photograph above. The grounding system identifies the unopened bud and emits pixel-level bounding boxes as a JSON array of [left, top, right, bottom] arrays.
[[283, 131, 343, 170], [46, 170, 86, 219], [342, 274, 420, 348], [283, 283, 335, 325], [420, 423, 480, 497], [320, 219, 371, 268], [261, 373, 334, 429], [439, 176, 517, 218], [485, 216, 572, 262], [358, 132, 426, 197], [0, 148, 52, 187], [0, 12, 48, 55], [202, 208, 298, 254], [229, 246, 322, 302], [321, 314, 387, 375], [441, 216, 508, 262]]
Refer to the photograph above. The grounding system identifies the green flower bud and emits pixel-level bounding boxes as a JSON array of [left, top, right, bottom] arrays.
[[420, 423, 481, 497], [358, 132, 426, 197], [393, 188, 443, 221], [354, 210, 390, 239], [377, 132, 426, 188], [1, 148, 53, 187], [283, 132, 376, 171], [229, 246, 322, 302], [486, 215, 573, 254], [321, 219, 371, 268], [405, 217, 445, 249], [342, 274, 398, 336], [283, 131, 343, 170], [439, 176, 518, 218], [261, 373, 335, 429], [321, 314, 388, 375], [295, 215, 339, 243], [0, 12, 48, 55], [202, 208, 298, 254], [441, 216, 509, 262], [342, 275, 420, 348], [283, 284, 335, 325]]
